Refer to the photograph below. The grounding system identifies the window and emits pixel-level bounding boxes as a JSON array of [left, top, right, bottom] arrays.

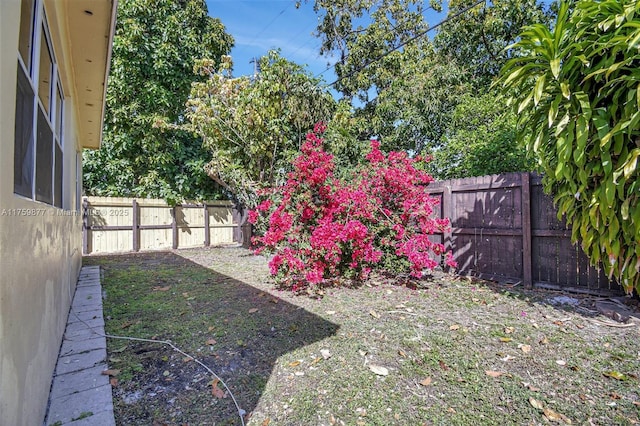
[[14, 1, 65, 208]]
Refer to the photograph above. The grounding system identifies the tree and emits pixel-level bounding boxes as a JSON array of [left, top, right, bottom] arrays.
[[434, 0, 552, 88], [185, 51, 336, 208], [500, 0, 640, 293], [427, 92, 534, 180], [309, 0, 551, 162], [83, 0, 233, 204]]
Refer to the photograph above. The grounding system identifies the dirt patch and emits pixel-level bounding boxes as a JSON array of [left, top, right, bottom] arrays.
[[85, 247, 640, 425]]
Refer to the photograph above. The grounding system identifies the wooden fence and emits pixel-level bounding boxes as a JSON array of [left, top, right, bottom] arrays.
[[82, 197, 251, 254], [427, 172, 623, 295]]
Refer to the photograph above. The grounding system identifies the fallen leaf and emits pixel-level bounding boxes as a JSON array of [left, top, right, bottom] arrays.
[[211, 378, 226, 399], [109, 377, 118, 387], [539, 337, 549, 345], [504, 326, 515, 334], [522, 382, 540, 392], [261, 419, 271, 426], [248, 308, 259, 313], [398, 350, 407, 358], [419, 377, 432, 386], [101, 369, 120, 376], [369, 310, 380, 319], [310, 357, 322, 365], [326, 311, 336, 315], [610, 392, 621, 399], [520, 344, 532, 353], [120, 320, 139, 329], [603, 371, 628, 381], [556, 360, 566, 366], [529, 397, 544, 410], [289, 360, 301, 367], [449, 324, 460, 330], [270, 298, 279, 304], [206, 339, 217, 345], [499, 337, 512, 343], [543, 407, 572, 424], [183, 356, 193, 363], [439, 360, 449, 371], [485, 371, 503, 378], [320, 349, 332, 360], [152, 285, 171, 291], [208, 326, 215, 332], [369, 365, 389, 376]]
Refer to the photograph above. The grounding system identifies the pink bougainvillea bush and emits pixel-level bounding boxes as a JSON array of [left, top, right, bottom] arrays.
[[250, 123, 456, 292]]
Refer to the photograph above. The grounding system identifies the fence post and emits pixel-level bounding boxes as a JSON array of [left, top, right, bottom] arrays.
[[132, 199, 139, 252], [521, 172, 533, 288], [203, 203, 210, 247], [172, 206, 178, 249], [82, 198, 89, 255], [442, 185, 453, 257]]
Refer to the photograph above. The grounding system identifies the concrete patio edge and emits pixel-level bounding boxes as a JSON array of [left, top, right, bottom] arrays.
[[45, 265, 115, 426]]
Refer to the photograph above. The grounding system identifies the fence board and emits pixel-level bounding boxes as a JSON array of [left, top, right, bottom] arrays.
[[430, 172, 623, 295], [83, 197, 248, 254]]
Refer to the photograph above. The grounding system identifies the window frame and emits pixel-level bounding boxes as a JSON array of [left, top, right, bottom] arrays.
[[14, 1, 66, 209]]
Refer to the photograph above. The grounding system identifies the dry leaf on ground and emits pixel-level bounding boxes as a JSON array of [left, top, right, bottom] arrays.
[[543, 407, 572, 424], [529, 397, 544, 410], [369, 365, 389, 376], [102, 369, 121, 376], [211, 379, 226, 399], [419, 377, 432, 386], [485, 371, 503, 378]]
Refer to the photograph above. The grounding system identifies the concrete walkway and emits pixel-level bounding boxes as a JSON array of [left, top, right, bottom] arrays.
[[45, 266, 116, 426]]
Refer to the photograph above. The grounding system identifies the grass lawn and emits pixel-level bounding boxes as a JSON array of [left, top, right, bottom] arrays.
[[84, 247, 640, 425]]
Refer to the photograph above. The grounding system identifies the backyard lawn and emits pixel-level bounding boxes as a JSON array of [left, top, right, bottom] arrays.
[[84, 247, 640, 425]]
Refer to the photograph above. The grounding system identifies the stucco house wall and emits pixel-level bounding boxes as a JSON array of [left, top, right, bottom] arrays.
[[0, 1, 116, 424]]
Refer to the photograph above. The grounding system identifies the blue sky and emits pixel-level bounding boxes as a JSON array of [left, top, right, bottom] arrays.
[[205, 0, 449, 85], [205, 0, 334, 80]]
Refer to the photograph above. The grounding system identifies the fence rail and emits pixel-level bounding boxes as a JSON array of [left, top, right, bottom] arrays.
[[82, 197, 250, 254], [427, 172, 622, 296]]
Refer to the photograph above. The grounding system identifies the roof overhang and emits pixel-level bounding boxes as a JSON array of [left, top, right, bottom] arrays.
[[46, 0, 117, 150]]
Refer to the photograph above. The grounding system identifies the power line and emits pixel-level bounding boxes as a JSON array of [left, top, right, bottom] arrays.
[[317, 0, 485, 86]]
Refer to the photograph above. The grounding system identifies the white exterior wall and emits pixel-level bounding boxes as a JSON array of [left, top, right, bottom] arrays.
[[0, 1, 85, 424]]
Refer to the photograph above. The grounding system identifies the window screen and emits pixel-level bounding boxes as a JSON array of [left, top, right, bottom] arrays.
[[18, 0, 35, 70], [14, 64, 35, 198], [35, 108, 53, 204], [38, 27, 52, 117], [54, 143, 63, 208]]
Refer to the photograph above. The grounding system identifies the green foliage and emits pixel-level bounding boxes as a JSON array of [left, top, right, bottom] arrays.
[[185, 51, 336, 207], [500, 0, 640, 293], [428, 93, 534, 180], [309, 0, 552, 167], [434, 0, 552, 88], [83, 0, 233, 204]]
